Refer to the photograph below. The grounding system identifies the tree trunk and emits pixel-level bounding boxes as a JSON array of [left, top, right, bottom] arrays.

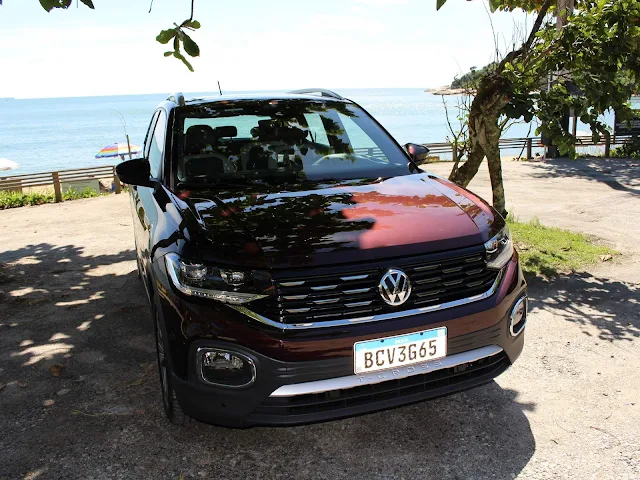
[[448, 73, 509, 217], [484, 127, 507, 217]]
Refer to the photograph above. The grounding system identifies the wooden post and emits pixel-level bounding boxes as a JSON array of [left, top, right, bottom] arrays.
[[52, 171, 62, 203], [605, 136, 611, 158], [526, 138, 533, 160], [113, 166, 122, 194]]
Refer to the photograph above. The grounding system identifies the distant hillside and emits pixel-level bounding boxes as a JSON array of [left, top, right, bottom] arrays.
[[451, 64, 497, 89]]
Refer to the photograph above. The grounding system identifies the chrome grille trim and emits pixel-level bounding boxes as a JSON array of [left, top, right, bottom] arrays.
[[340, 274, 370, 281], [282, 295, 309, 300], [343, 288, 371, 294], [313, 298, 341, 305], [230, 270, 503, 330], [310, 285, 338, 291], [345, 300, 373, 307], [280, 281, 305, 287], [285, 308, 311, 313]]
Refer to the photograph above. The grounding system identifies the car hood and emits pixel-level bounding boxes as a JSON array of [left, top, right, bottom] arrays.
[[181, 174, 498, 269]]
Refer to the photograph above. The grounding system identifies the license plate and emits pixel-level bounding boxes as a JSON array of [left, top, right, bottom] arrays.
[[353, 327, 447, 375]]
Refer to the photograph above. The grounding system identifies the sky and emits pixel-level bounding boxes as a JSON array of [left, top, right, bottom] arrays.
[[0, 0, 530, 99]]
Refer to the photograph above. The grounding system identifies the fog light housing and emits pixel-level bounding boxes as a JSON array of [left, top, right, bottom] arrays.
[[509, 296, 527, 337], [197, 348, 256, 387]]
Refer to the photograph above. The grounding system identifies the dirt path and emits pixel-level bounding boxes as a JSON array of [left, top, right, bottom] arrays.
[[1, 159, 638, 479]]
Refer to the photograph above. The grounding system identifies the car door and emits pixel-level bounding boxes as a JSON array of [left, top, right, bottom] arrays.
[[134, 109, 167, 282]]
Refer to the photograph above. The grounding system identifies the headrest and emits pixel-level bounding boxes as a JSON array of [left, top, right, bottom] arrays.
[[184, 125, 217, 155], [213, 126, 238, 138], [252, 120, 306, 142]]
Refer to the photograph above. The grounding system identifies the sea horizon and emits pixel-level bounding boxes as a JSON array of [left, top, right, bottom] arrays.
[[0, 87, 613, 176]]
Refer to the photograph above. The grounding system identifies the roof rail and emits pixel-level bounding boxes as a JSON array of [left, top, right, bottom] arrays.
[[288, 88, 344, 100], [167, 92, 185, 106]]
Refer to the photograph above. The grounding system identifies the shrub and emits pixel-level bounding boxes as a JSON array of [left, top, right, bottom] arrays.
[[611, 137, 640, 158], [62, 187, 99, 201], [0, 190, 55, 209]]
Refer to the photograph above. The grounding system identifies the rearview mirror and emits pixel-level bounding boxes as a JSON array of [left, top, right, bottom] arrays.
[[404, 143, 430, 162], [116, 158, 153, 187]]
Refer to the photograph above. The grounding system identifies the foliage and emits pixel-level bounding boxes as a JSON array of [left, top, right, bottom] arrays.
[[62, 187, 99, 201], [26, 0, 200, 71], [451, 63, 497, 90], [0, 187, 99, 209], [533, 0, 640, 157], [611, 138, 640, 158], [157, 19, 201, 72], [507, 216, 616, 278], [0, 190, 54, 209]]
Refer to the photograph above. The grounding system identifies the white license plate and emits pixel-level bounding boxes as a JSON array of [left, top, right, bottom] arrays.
[[353, 327, 447, 375]]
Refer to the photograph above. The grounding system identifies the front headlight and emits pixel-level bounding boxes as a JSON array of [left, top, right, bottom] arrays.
[[485, 226, 514, 270], [164, 253, 269, 304]]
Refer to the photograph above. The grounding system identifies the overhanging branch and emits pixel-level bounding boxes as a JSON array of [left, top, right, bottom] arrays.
[[499, 0, 553, 70]]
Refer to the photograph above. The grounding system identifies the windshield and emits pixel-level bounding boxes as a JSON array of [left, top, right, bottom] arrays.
[[172, 99, 410, 187]]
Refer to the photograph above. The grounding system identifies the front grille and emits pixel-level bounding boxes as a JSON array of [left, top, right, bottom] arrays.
[[254, 247, 499, 324], [253, 352, 509, 418]]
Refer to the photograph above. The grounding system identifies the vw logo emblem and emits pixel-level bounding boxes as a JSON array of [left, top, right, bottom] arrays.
[[378, 269, 412, 306]]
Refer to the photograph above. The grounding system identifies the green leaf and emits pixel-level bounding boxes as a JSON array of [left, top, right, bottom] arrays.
[[79, 0, 95, 8], [156, 29, 177, 45], [173, 51, 194, 72], [164, 51, 174, 57], [181, 31, 200, 57], [182, 20, 201, 29], [39, 0, 55, 11], [488, 0, 501, 13], [436, 0, 447, 10], [180, 56, 194, 72]]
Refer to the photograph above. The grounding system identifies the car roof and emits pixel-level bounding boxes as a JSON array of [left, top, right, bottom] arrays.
[[187, 93, 350, 105], [160, 89, 352, 110]]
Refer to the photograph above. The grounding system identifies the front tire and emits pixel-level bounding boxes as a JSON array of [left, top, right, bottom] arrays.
[[154, 310, 191, 426]]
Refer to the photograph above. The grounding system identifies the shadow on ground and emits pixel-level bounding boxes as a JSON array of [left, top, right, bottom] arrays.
[[0, 243, 538, 479], [527, 271, 640, 343], [524, 157, 639, 195]]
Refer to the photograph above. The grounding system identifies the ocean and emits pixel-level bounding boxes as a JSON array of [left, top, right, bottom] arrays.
[[0, 88, 613, 176]]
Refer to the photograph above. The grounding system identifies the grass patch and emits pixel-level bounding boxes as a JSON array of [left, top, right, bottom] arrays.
[[0, 187, 100, 209], [507, 216, 616, 278]]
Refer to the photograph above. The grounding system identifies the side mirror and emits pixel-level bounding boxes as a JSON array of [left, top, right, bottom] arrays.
[[404, 143, 430, 162], [116, 158, 153, 187]]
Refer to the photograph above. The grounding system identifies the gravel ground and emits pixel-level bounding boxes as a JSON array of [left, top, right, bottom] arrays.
[[0, 158, 638, 480]]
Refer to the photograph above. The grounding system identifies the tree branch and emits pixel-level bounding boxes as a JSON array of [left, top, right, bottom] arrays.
[[499, 0, 553, 70]]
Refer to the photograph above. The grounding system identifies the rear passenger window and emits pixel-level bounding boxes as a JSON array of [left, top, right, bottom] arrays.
[[148, 111, 167, 179]]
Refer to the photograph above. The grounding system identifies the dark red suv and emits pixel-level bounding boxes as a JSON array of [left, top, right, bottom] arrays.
[[116, 88, 527, 427]]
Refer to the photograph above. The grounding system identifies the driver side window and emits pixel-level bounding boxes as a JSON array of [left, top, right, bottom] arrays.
[[148, 111, 167, 179]]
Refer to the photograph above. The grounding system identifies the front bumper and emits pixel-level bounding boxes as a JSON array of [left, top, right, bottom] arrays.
[[153, 250, 526, 428], [167, 256, 526, 427]]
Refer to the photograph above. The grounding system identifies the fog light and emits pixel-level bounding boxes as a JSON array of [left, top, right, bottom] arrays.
[[197, 348, 255, 387], [509, 296, 527, 337]]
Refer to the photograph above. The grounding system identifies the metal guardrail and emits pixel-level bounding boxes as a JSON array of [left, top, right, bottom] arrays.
[[0, 165, 121, 202], [422, 135, 636, 161]]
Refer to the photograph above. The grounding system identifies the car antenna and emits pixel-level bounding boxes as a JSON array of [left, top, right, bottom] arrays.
[[218, 81, 222, 96]]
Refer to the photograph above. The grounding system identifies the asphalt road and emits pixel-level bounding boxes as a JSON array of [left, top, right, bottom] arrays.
[[1, 158, 638, 479]]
